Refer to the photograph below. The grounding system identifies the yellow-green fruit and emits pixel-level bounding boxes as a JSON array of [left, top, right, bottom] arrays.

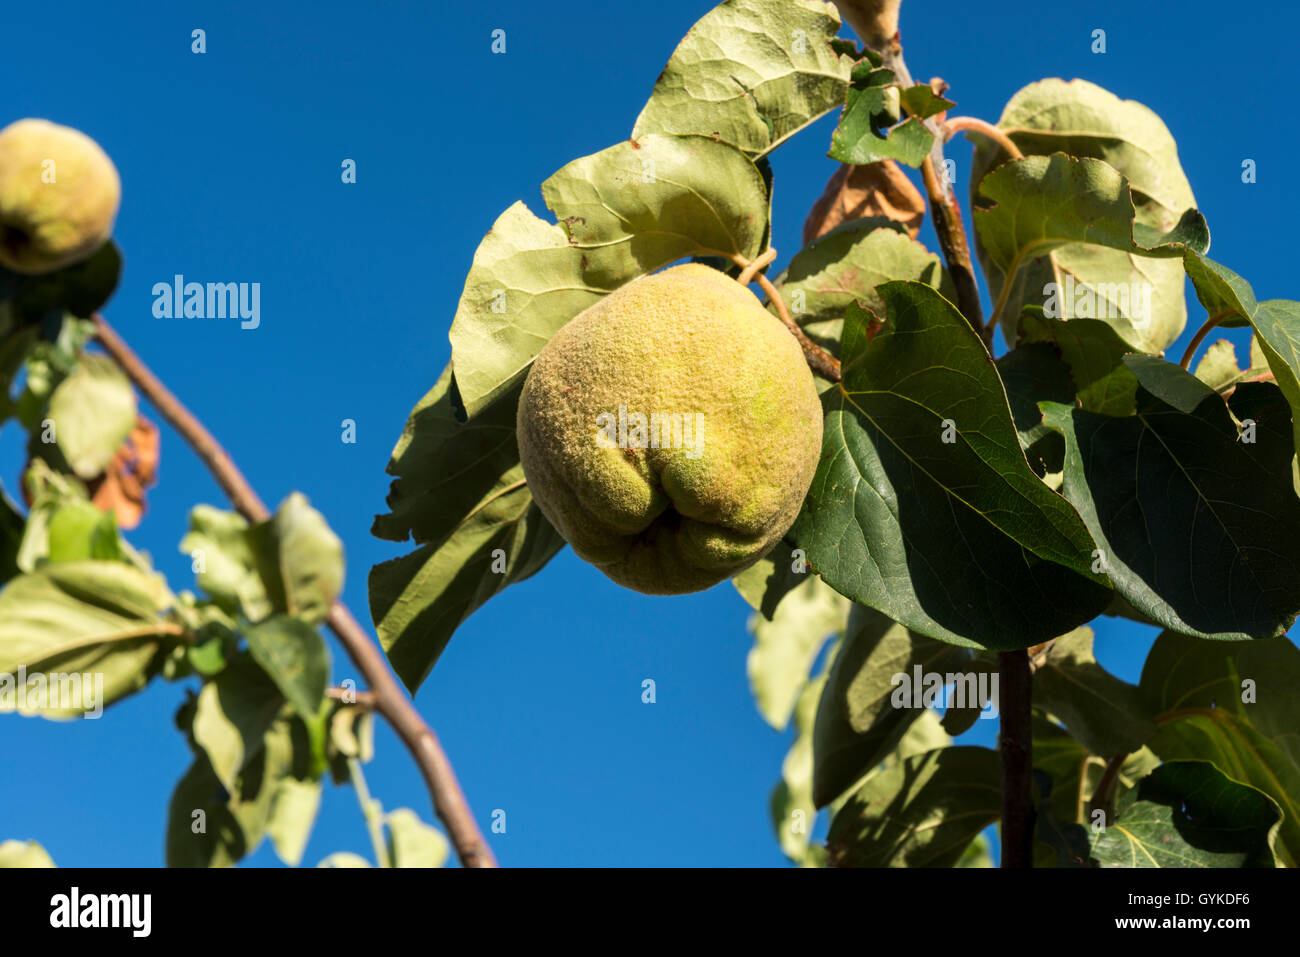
[[0, 119, 120, 275], [516, 263, 824, 595]]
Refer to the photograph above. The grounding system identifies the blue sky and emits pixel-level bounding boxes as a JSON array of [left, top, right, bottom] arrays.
[[0, 0, 1293, 867]]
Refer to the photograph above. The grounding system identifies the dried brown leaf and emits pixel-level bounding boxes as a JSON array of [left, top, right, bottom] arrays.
[[803, 161, 925, 246], [88, 415, 159, 530]]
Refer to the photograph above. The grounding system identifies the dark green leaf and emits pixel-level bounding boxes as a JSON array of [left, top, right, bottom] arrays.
[[1140, 632, 1300, 866], [369, 367, 564, 692], [1032, 627, 1155, 756], [772, 218, 952, 355], [792, 284, 1111, 652], [1091, 761, 1280, 868], [826, 746, 1001, 866], [1016, 307, 1140, 416], [811, 603, 991, 807], [829, 62, 933, 167], [1183, 251, 1300, 457], [993, 337, 1072, 476], [1042, 368, 1300, 640], [243, 615, 330, 721], [1, 242, 122, 324]]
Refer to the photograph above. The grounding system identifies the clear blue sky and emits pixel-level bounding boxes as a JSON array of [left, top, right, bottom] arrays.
[[0, 0, 1294, 867]]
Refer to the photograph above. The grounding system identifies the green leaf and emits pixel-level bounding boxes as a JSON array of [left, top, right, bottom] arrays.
[[1140, 632, 1300, 866], [631, 0, 854, 158], [243, 615, 330, 721], [44, 500, 122, 563], [1091, 761, 1281, 868], [829, 62, 934, 167], [255, 493, 344, 625], [182, 494, 343, 626], [972, 79, 1196, 227], [1033, 713, 1100, 827], [191, 656, 285, 793], [899, 84, 955, 120], [888, 707, 955, 766], [181, 506, 267, 619], [317, 852, 371, 868], [732, 538, 806, 620], [327, 702, 375, 784], [811, 603, 991, 807], [970, 80, 1198, 353], [1194, 340, 1247, 391], [792, 285, 1111, 653], [973, 153, 1207, 353], [746, 573, 847, 729], [0, 839, 55, 867], [44, 354, 136, 479], [1042, 367, 1300, 640], [772, 218, 953, 354], [0, 561, 176, 717], [1183, 251, 1300, 458], [993, 337, 1073, 477], [370, 368, 564, 692], [0, 324, 39, 423], [385, 808, 449, 868], [770, 648, 834, 865], [1016, 308, 1139, 416], [166, 710, 306, 868], [1, 242, 123, 324], [267, 777, 322, 867], [1031, 627, 1155, 756], [826, 746, 1001, 866], [0, 481, 22, 584], [449, 134, 768, 417]]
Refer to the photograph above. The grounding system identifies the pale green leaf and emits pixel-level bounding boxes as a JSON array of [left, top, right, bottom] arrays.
[[632, 0, 853, 158]]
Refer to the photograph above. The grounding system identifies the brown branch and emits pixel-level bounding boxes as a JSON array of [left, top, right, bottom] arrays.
[[944, 116, 1024, 161], [997, 649, 1035, 867], [862, 17, 989, 344], [922, 154, 988, 344], [90, 312, 498, 869]]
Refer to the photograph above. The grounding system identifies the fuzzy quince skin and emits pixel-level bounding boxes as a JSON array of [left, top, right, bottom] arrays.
[[516, 263, 824, 595], [0, 119, 120, 275]]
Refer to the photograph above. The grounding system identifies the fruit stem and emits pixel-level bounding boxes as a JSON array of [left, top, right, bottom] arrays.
[[730, 252, 843, 382], [90, 312, 499, 869], [736, 247, 776, 285]]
